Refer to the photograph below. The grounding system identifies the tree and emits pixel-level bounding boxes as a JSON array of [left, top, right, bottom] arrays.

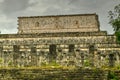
[[108, 4, 120, 42], [108, 4, 120, 32]]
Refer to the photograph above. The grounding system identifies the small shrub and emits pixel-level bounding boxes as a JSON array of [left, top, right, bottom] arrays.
[[84, 60, 90, 67], [41, 61, 60, 67], [115, 32, 120, 43], [108, 71, 118, 80], [8, 61, 13, 66]]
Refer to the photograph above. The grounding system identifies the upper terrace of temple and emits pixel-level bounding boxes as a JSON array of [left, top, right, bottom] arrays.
[[17, 14, 100, 34]]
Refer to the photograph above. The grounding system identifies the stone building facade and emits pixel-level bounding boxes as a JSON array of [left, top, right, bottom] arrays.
[[0, 14, 120, 68], [18, 14, 99, 34]]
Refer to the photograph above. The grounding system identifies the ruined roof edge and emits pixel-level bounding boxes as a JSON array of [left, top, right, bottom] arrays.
[[18, 13, 97, 18]]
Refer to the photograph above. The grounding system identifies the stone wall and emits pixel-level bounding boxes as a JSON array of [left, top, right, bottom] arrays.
[[0, 32, 120, 67], [18, 14, 100, 34], [0, 35, 117, 45], [0, 31, 107, 38], [0, 69, 108, 80], [0, 44, 120, 67]]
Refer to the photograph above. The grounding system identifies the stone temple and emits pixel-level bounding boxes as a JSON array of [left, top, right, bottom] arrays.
[[0, 13, 120, 67]]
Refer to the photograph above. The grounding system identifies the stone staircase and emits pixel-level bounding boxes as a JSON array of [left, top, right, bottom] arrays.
[[0, 68, 109, 80]]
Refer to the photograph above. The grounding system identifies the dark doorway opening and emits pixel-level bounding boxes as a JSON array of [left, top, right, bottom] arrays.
[[69, 44, 75, 53], [49, 44, 56, 60], [13, 45, 20, 52], [31, 47, 36, 54]]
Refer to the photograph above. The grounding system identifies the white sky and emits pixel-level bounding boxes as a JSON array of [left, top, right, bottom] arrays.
[[0, 0, 119, 34]]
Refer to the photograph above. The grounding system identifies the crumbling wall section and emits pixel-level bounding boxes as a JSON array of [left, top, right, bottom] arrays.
[[0, 33, 119, 67]]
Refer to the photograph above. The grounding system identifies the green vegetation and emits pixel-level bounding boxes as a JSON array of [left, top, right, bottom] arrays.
[[108, 4, 120, 32], [115, 32, 120, 43], [0, 58, 3, 64], [41, 60, 60, 67], [8, 61, 13, 67], [108, 71, 119, 80], [108, 4, 120, 42], [84, 60, 90, 67]]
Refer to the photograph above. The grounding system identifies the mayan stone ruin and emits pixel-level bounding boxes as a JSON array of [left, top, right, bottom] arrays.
[[0, 13, 120, 68]]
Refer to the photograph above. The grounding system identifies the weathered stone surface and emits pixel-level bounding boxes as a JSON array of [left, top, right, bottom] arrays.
[[0, 14, 120, 68], [0, 69, 108, 80], [18, 14, 99, 34]]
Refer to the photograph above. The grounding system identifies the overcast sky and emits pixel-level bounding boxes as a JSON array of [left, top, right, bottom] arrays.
[[0, 0, 119, 34]]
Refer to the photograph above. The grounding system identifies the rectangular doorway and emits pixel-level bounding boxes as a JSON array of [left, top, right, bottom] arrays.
[[49, 44, 56, 60]]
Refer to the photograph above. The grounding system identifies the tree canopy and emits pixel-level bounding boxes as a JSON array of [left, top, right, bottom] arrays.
[[108, 4, 120, 32]]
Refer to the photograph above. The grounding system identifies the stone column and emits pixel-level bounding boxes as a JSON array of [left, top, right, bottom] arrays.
[[94, 51, 101, 68], [36, 51, 40, 67], [19, 51, 24, 67], [97, 51, 101, 67], [101, 51, 106, 67], [115, 52, 120, 66], [61, 52, 68, 66], [56, 48, 62, 64], [75, 49, 81, 67], [31, 46, 37, 66], [3, 51, 7, 67]]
